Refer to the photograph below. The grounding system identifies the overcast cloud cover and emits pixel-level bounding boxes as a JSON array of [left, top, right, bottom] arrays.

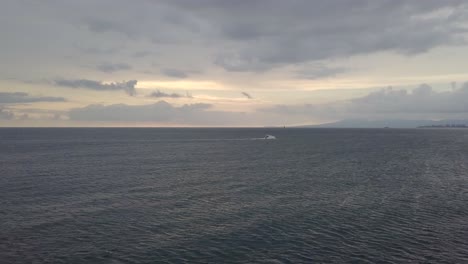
[[1, 0, 468, 126]]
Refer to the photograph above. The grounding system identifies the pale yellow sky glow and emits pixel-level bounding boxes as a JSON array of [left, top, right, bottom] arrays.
[[137, 80, 228, 91]]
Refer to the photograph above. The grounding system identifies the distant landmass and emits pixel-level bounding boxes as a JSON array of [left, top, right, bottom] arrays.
[[299, 119, 468, 128], [418, 124, 468, 128]]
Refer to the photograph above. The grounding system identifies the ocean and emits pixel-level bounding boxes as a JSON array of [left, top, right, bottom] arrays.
[[1, 128, 468, 263]]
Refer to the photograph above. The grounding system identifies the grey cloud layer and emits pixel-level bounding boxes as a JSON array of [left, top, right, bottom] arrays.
[[54, 79, 137, 96], [171, 0, 468, 71], [0, 92, 65, 120], [0, 92, 66, 104], [0, 107, 14, 120], [263, 83, 468, 120], [3, 1, 466, 75], [350, 84, 468, 114], [96, 63, 132, 73], [68, 101, 253, 125], [296, 65, 347, 80], [161, 69, 189, 79]]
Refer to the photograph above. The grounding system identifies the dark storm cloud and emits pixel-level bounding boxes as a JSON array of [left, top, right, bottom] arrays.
[[54, 79, 137, 96], [148, 90, 192, 99], [0, 92, 66, 104], [96, 63, 132, 73], [241, 92, 253, 99], [262, 83, 468, 119]]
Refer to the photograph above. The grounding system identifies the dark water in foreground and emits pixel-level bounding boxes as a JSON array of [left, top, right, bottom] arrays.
[[1, 128, 468, 263]]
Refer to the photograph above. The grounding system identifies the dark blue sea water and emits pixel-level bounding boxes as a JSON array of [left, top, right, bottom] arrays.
[[1, 128, 468, 263]]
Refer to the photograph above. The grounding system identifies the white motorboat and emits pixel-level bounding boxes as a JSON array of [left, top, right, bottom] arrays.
[[264, 134, 276, 140]]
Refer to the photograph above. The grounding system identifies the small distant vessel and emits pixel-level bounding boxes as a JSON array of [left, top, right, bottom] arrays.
[[264, 134, 276, 140]]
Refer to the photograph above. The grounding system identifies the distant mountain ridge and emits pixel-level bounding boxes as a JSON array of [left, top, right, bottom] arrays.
[[299, 119, 468, 128]]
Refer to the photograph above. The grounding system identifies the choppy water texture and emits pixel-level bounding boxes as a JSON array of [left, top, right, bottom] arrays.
[[1, 128, 468, 263]]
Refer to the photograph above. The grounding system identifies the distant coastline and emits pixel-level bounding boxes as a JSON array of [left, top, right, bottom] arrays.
[[418, 124, 468, 128]]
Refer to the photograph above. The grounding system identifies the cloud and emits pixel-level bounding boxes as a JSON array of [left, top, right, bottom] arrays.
[[3, 1, 468, 127], [96, 63, 132, 73], [66, 100, 310, 126], [86, 18, 118, 33], [348, 83, 468, 114], [54, 79, 137, 96], [3, 1, 468, 78], [296, 65, 347, 79], [0, 107, 14, 120], [0, 92, 66, 104], [214, 53, 268, 72], [262, 82, 468, 120], [75, 45, 120, 55], [241, 92, 253, 99], [18, 113, 29, 120], [85, 18, 135, 37], [68, 101, 237, 125], [187, 0, 468, 71], [161, 69, 189, 79], [132, 51, 151, 58], [148, 90, 192, 99]]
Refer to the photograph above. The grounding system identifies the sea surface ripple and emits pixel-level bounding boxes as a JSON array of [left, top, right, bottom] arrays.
[[1, 128, 468, 263]]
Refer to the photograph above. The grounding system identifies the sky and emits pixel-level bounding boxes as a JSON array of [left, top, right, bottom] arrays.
[[1, 0, 468, 127]]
